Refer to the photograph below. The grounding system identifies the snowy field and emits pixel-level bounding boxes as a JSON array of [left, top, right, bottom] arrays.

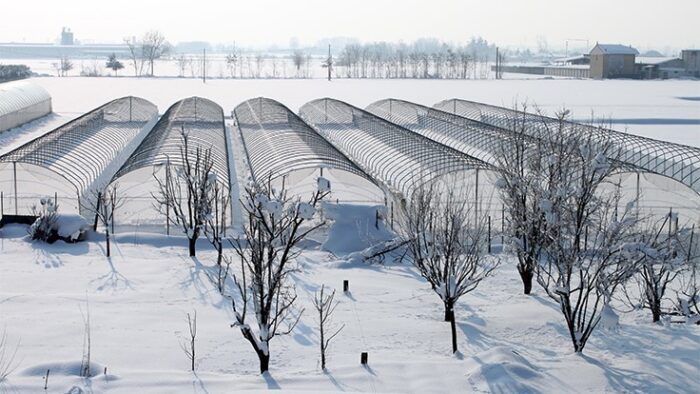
[[1, 212, 698, 393], [0, 77, 699, 393]]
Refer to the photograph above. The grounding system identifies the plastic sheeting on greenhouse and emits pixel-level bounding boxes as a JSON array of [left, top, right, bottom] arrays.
[[0, 96, 158, 217], [0, 80, 52, 132], [233, 97, 384, 204], [108, 97, 231, 230]]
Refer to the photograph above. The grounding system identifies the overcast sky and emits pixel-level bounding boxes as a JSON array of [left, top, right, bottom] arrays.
[[1, 0, 697, 50]]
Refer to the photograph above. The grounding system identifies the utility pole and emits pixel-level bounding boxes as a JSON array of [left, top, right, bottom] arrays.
[[323, 44, 333, 81], [495, 47, 499, 80], [327, 44, 332, 81], [203, 48, 206, 84]]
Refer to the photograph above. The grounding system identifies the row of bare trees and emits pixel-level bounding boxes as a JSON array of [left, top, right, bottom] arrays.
[[495, 106, 699, 352], [337, 38, 496, 79]]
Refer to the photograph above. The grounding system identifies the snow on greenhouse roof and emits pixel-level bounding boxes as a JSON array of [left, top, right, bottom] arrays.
[[0, 79, 51, 117]]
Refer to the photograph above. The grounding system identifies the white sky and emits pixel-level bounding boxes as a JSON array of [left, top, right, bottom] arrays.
[[1, 0, 697, 50]]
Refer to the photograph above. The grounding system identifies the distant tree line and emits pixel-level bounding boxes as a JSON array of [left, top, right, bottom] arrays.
[[0, 64, 32, 82], [335, 37, 498, 79]]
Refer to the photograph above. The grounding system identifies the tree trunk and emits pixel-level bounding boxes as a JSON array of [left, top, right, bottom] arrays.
[[450, 310, 458, 354], [518, 263, 533, 295], [651, 301, 662, 323], [258, 352, 270, 374], [188, 237, 197, 257], [444, 299, 455, 322], [106, 229, 110, 257]]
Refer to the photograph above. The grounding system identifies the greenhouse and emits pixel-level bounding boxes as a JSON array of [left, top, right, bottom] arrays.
[[0, 80, 52, 132], [233, 97, 383, 203], [0, 96, 158, 217], [434, 98, 700, 195], [108, 97, 230, 230], [298, 98, 489, 202], [426, 98, 700, 222]]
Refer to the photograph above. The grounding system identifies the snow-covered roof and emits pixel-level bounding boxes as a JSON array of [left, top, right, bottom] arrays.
[[591, 44, 639, 56], [0, 80, 51, 117], [636, 56, 681, 65], [554, 55, 589, 63]]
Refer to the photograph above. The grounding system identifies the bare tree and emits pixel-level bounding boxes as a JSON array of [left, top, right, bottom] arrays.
[[152, 127, 218, 257], [675, 236, 700, 323], [399, 181, 499, 354], [0, 329, 19, 382], [80, 299, 92, 378], [52, 56, 73, 77], [175, 55, 191, 78], [622, 215, 697, 322], [254, 54, 265, 79], [225, 52, 238, 78], [495, 106, 550, 294], [179, 311, 198, 371], [229, 175, 329, 373], [81, 184, 124, 257], [142, 30, 169, 76], [533, 118, 640, 353], [312, 285, 344, 370], [204, 181, 231, 294], [124, 37, 146, 77], [292, 50, 305, 77]]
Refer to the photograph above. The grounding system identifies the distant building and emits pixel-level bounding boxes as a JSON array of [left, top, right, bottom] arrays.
[[554, 54, 590, 66], [681, 49, 700, 77], [60, 27, 74, 46], [589, 44, 639, 79], [636, 57, 686, 79]]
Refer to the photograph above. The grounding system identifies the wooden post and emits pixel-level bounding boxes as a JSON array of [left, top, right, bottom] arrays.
[[13, 161, 18, 215], [375, 209, 379, 229], [360, 352, 368, 365], [343, 280, 349, 293]]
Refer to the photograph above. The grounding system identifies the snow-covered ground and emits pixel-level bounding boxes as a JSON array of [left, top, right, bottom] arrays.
[[1, 206, 699, 393], [0, 77, 699, 393]]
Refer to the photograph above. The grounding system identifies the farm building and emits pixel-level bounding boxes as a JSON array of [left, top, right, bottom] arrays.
[[589, 44, 639, 79], [0, 80, 52, 132], [681, 49, 700, 77]]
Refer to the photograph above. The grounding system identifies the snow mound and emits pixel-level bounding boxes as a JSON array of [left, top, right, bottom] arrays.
[[21, 360, 105, 377], [321, 203, 395, 256], [464, 346, 546, 393], [54, 214, 90, 240]]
